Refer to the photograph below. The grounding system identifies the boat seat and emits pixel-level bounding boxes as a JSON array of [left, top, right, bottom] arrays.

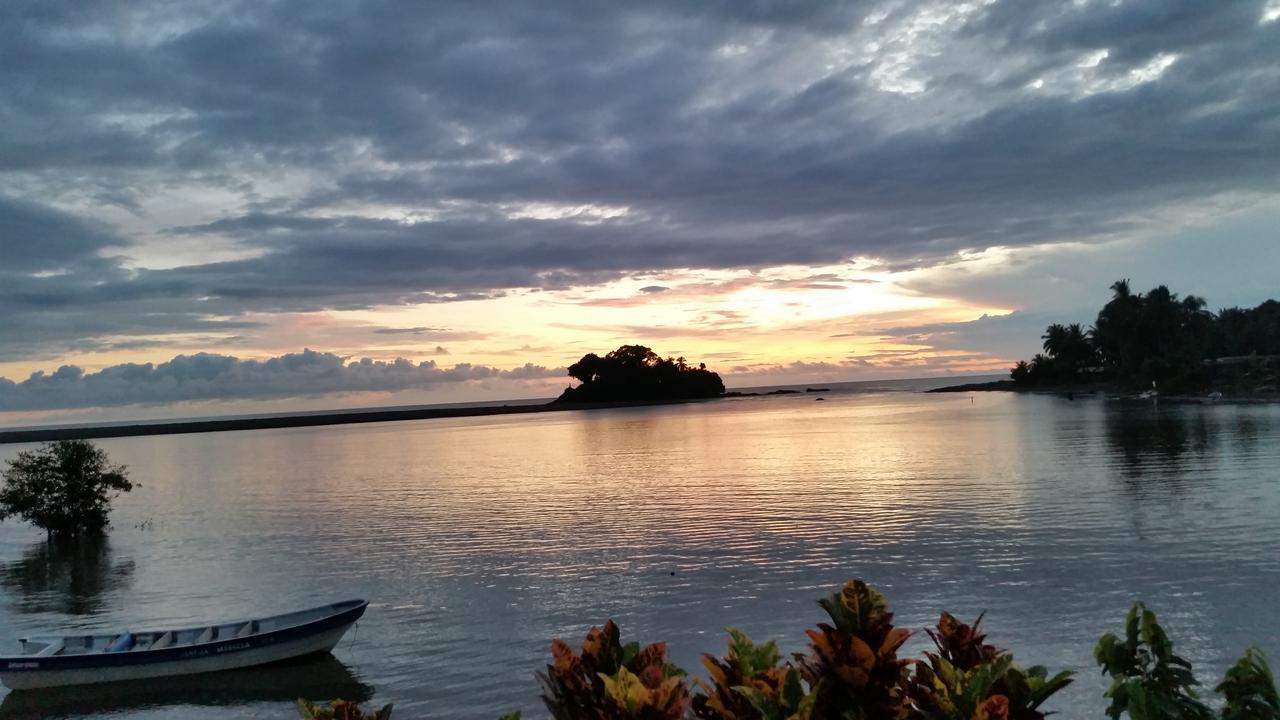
[[196, 627, 216, 644], [35, 640, 64, 657], [235, 621, 257, 639], [151, 631, 175, 649], [106, 633, 135, 653]]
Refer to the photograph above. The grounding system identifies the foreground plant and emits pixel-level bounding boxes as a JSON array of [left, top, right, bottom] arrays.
[[1216, 648, 1280, 720], [1095, 602, 1214, 720], [344, 579, 1274, 720], [538, 619, 691, 719], [794, 579, 914, 720], [296, 698, 393, 720], [693, 628, 814, 720], [910, 612, 1073, 720]]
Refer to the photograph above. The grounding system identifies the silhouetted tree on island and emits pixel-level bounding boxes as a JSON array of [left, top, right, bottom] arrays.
[[1034, 322, 1097, 381], [1012, 280, 1279, 393], [555, 345, 725, 403]]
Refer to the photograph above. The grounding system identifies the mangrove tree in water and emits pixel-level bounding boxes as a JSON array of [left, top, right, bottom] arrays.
[[0, 440, 133, 538]]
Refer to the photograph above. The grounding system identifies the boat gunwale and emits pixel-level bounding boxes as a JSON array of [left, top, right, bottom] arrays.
[[0, 599, 367, 672]]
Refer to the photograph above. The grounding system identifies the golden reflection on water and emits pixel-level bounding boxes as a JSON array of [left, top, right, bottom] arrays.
[[0, 392, 1278, 719]]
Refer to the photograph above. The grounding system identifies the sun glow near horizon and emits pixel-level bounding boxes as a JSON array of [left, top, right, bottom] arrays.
[[0, 259, 1019, 425]]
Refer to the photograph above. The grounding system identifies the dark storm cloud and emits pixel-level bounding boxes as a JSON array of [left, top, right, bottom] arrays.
[[0, 349, 560, 411], [0, 196, 123, 272], [3, 0, 1280, 360]]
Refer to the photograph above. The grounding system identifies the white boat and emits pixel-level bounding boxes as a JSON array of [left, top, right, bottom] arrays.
[[0, 599, 367, 691]]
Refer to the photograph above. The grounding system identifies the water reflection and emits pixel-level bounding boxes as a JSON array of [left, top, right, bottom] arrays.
[[1231, 414, 1265, 451], [2, 394, 1278, 719], [1103, 405, 1213, 479], [0, 539, 134, 615], [0, 654, 372, 719]]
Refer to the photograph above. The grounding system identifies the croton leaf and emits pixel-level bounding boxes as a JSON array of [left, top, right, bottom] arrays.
[[602, 668, 651, 714], [976, 695, 1010, 720]]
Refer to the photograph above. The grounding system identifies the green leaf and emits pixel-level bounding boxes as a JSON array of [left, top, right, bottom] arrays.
[[621, 640, 640, 667], [1105, 680, 1129, 720], [794, 686, 818, 720], [1127, 680, 1149, 720], [735, 686, 782, 720], [1031, 671, 1075, 708], [727, 627, 782, 675], [662, 661, 687, 678], [782, 667, 804, 710], [1218, 647, 1280, 720], [966, 655, 1013, 701], [1097, 633, 1122, 670]]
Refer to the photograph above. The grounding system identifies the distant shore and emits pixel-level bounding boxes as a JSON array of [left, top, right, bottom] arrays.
[[23, 372, 1266, 445], [927, 380, 1102, 394], [1, 378, 983, 445], [0, 398, 710, 445], [929, 379, 1279, 404]]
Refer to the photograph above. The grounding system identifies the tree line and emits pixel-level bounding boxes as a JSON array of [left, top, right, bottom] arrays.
[[1012, 281, 1280, 392]]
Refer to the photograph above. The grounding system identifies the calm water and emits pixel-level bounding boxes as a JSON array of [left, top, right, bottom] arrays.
[[1, 390, 1278, 719]]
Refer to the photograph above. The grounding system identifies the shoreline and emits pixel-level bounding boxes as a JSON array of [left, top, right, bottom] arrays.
[[0, 377, 991, 445], [929, 380, 1279, 404], [7, 380, 1276, 445], [0, 398, 708, 445]]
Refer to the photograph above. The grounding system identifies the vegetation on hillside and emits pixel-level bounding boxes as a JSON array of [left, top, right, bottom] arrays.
[[0, 439, 133, 538], [302, 578, 1278, 720], [556, 345, 726, 403], [1011, 281, 1280, 392]]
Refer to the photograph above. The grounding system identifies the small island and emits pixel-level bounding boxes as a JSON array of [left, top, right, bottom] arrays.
[[554, 345, 726, 403], [0, 344, 731, 444]]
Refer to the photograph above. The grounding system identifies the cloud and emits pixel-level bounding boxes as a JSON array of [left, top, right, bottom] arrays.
[[0, 196, 124, 272], [723, 351, 1007, 385], [371, 326, 451, 336], [0, 350, 561, 412], [2, 0, 1279, 360], [896, 203, 1280, 316], [876, 312, 1063, 362]]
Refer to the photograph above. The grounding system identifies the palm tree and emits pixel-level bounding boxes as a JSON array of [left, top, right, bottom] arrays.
[[1010, 360, 1032, 384], [1064, 323, 1092, 367], [1041, 323, 1094, 375], [1110, 279, 1131, 300], [1094, 280, 1142, 371], [1042, 324, 1068, 357]]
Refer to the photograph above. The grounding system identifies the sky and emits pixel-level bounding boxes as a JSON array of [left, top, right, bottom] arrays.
[[2, 0, 1279, 425]]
